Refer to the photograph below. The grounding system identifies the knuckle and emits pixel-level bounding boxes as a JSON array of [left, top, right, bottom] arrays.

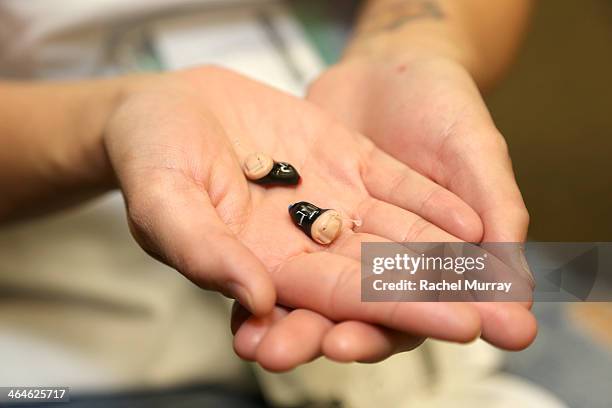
[[401, 217, 431, 243], [494, 131, 510, 154], [517, 206, 531, 229], [387, 170, 411, 197], [419, 186, 445, 215]]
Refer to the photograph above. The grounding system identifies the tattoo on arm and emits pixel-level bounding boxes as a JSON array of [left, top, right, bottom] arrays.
[[357, 0, 445, 37]]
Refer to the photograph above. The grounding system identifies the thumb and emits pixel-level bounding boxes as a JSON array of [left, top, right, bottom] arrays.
[[125, 172, 276, 316]]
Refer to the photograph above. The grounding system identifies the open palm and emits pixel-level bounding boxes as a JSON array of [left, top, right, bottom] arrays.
[[104, 67, 531, 371], [309, 56, 530, 244]]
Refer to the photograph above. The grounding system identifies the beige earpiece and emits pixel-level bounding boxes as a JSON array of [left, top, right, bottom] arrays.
[[289, 202, 347, 245], [243, 152, 274, 181], [241, 152, 300, 186], [310, 209, 343, 245]]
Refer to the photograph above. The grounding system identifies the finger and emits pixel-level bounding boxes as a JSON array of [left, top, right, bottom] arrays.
[[255, 309, 334, 372], [323, 321, 425, 363], [479, 243, 534, 310], [439, 132, 534, 296], [331, 234, 535, 349], [272, 252, 481, 342], [356, 199, 462, 243], [230, 301, 251, 335], [481, 242, 535, 298], [363, 148, 483, 242], [473, 302, 537, 350], [329, 231, 391, 260], [233, 306, 288, 361], [124, 171, 275, 316], [440, 129, 529, 242]]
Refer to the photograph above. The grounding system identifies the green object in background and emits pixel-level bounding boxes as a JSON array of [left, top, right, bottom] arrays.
[[291, 1, 352, 66]]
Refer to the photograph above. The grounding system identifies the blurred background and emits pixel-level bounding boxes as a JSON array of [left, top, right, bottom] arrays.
[[487, 0, 612, 243]]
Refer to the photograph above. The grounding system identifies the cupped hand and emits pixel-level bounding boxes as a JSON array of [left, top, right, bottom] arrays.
[[308, 55, 530, 243], [103, 66, 495, 370], [308, 55, 537, 351]]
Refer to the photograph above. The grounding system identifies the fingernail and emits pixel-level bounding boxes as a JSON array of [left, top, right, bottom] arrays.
[[228, 282, 256, 314], [231, 301, 252, 335], [520, 246, 536, 288]]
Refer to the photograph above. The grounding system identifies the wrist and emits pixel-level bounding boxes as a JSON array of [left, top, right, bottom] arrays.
[[342, 0, 507, 90], [319, 48, 476, 103], [65, 74, 158, 192], [310, 52, 485, 146], [344, 25, 480, 83], [71, 79, 126, 191], [0, 78, 134, 220]]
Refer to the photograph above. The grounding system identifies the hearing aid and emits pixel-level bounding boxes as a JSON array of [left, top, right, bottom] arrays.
[[243, 152, 300, 186], [289, 201, 343, 245]]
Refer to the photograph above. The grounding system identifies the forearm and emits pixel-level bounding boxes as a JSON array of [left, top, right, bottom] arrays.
[[344, 0, 533, 90], [0, 79, 126, 221]]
